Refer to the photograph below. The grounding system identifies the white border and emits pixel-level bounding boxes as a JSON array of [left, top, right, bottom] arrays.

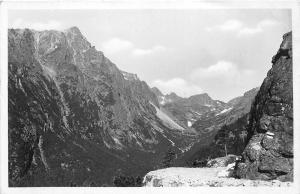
[[0, 1, 300, 194]]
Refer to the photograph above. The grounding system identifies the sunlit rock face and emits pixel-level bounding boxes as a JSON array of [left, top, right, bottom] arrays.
[[236, 32, 293, 182], [8, 27, 195, 186]]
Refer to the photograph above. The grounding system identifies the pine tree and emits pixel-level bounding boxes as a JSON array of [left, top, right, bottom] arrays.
[[162, 148, 176, 168]]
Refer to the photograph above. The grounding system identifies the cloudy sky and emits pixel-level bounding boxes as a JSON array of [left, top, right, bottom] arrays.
[[8, 9, 291, 101]]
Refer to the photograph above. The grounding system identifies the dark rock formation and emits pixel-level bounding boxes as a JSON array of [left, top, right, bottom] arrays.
[[235, 32, 293, 181]]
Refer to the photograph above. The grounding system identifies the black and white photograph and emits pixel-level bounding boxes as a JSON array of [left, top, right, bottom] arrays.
[[0, 0, 299, 193]]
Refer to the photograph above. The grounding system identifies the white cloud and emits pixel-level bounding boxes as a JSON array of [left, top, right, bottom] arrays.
[[101, 37, 166, 57], [190, 61, 237, 80], [238, 19, 279, 36], [101, 38, 134, 54], [206, 20, 242, 32], [206, 19, 279, 37], [191, 60, 254, 82], [259, 19, 279, 28], [132, 45, 166, 56], [238, 27, 262, 36], [9, 18, 63, 31], [152, 78, 203, 97], [217, 20, 243, 31]]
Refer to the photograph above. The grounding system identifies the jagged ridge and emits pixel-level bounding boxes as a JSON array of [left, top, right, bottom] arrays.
[[8, 27, 196, 186]]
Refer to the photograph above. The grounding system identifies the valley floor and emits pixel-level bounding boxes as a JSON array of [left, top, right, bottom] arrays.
[[143, 167, 292, 187]]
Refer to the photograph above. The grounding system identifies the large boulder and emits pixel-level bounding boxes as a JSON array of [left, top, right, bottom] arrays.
[[235, 32, 293, 181], [207, 154, 239, 168]]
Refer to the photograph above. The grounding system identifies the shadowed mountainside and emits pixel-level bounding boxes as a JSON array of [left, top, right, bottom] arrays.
[[8, 27, 196, 186]]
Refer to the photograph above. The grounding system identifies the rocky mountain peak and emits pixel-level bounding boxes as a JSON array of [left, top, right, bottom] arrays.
[[189, 92, 210, 99], [166, 92, 181, 99], [243, 87, 259, 97], [66, 26, 82, 35], [227, 88, 259, 107], [188, 93, 214, 106], [64, 26, 90, 46], [151, 87, 164, 97], [272, 31, 292, 64]]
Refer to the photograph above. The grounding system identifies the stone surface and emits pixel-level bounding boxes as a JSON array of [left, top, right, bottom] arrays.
[[235, 32, 293, 181], [143, 167, 292, 187], [207, 154, 238, 168]]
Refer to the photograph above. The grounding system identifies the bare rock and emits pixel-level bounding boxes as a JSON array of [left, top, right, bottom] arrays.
[[143, 167, 292, 187], [207, 154, 238, 168], [235, 32, 293, 181]]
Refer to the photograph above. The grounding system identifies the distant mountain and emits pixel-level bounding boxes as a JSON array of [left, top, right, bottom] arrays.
[[151, 87, 183, 105], [175, 87, 259, 166], [148, 84, 259, 168], [188, 93, 218, 106], [151, 88, 228, 129], [8, 27, 196, 186], [151, 86, 257, 133], [192, 87, 259, 133]]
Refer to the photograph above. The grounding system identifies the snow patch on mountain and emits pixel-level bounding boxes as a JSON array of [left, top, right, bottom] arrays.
[[160, 96, 166, 105], [161, 132, 175, 146], [216, 107, 233, 116], [193, 111, 202, 116], [150, 102, 185, 131]]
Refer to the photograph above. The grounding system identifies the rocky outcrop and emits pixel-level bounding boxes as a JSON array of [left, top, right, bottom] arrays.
[[236, 32, 293, 181]]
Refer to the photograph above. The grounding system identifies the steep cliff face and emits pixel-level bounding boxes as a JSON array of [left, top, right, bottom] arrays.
[[8, 27, 195, 186], [236, 32, 293, 181]]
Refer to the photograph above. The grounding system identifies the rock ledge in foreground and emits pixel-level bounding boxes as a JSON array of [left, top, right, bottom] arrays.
[[143, 167, 292, 187]]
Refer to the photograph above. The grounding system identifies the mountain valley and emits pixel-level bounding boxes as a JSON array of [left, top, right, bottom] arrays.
[[7, 27, 293, 186]]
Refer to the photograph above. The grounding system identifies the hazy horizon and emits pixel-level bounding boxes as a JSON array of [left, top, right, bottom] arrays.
[[8, 9, 291, 101]]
